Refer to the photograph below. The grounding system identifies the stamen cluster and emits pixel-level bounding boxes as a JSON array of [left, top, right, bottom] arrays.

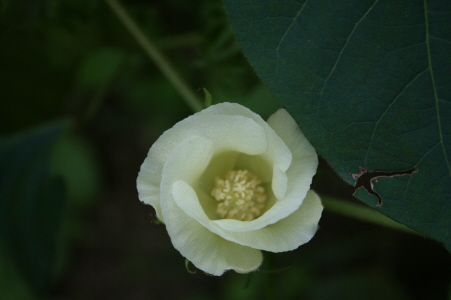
[[211, 170, 267, 221]]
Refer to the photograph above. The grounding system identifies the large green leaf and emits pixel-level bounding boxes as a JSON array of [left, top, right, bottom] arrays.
[[0, 121, 68, 293], [223, 0, 451, 251]]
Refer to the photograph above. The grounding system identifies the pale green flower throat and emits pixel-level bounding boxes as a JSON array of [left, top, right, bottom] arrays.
[[211, 170, 267, 221]]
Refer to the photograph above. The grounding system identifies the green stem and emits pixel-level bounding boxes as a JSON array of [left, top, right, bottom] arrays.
[[105, 0, 203, 113], [265, 252, 276, 300], [321, 195, 420, 235]]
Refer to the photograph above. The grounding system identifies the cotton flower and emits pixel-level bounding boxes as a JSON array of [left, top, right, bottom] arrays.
[[137, 103, 322, 276]]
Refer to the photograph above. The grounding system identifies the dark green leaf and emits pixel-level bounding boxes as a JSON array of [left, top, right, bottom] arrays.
[[0, 120, 69, 292], [224, 0, 451, 251]]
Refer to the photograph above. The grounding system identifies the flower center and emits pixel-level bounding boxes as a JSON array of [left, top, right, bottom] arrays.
[[211, 169, 267, 221]]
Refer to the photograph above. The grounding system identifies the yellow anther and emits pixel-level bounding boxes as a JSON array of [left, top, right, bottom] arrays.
[[211, 170, 267, 221]]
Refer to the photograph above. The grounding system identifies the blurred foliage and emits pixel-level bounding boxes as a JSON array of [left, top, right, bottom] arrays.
[[0, 0, 449, 299], [0, 121, 68, 297], [0, 0, 278, 134]]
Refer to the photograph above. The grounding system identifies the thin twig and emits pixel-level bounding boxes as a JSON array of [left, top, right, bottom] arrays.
[[105, 0, 203, 112]]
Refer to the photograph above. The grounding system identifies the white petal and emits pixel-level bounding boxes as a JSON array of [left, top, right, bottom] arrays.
[[136, 173, 162, 219], [166, 182, 262, 275], [211, 107, 317, 232], [234, 153, 272, 183], [161, 136, 214, 187], [216, 190, 323, 252], [218, 108, 318, 234], [138, 103, 320, 275], [165, 204, 262, 275], [199, 103, 304, 231], [198, 103, 292, 200], [267, 108, 318, 208], [173, 180, 322, 252], [159, 136, 262, 275], [137, 135, 213, 221], [172, 180, 216, 230], [137, 112, 267, 221]]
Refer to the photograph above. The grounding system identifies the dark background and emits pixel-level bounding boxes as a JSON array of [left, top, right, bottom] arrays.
[[1, 0, 449, 299]]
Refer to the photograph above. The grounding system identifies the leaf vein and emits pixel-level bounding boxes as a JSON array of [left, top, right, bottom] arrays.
[[275, 0, 309, 73], [401, 142, 440, 203], [363, 68, 429, 166], [430, 36, 451, 45], [318, 0, 380, 96], [424, 0, 451, 177]]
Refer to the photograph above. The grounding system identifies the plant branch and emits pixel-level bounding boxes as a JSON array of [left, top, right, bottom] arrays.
[[321, 195, 420, 235], [105, 0, 203, 112]]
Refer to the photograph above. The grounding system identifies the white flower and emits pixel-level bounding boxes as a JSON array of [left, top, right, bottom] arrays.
[[137, 103, 322, 275]]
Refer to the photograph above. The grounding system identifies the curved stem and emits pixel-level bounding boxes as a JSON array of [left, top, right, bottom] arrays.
[[105, 0, 203, 113], [264, 252, 276, 300], [321, 195, 420, 235]]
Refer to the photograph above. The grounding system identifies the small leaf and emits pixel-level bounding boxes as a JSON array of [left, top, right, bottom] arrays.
[[201, 87, 213, 108], [185, 258, 197, 274]]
